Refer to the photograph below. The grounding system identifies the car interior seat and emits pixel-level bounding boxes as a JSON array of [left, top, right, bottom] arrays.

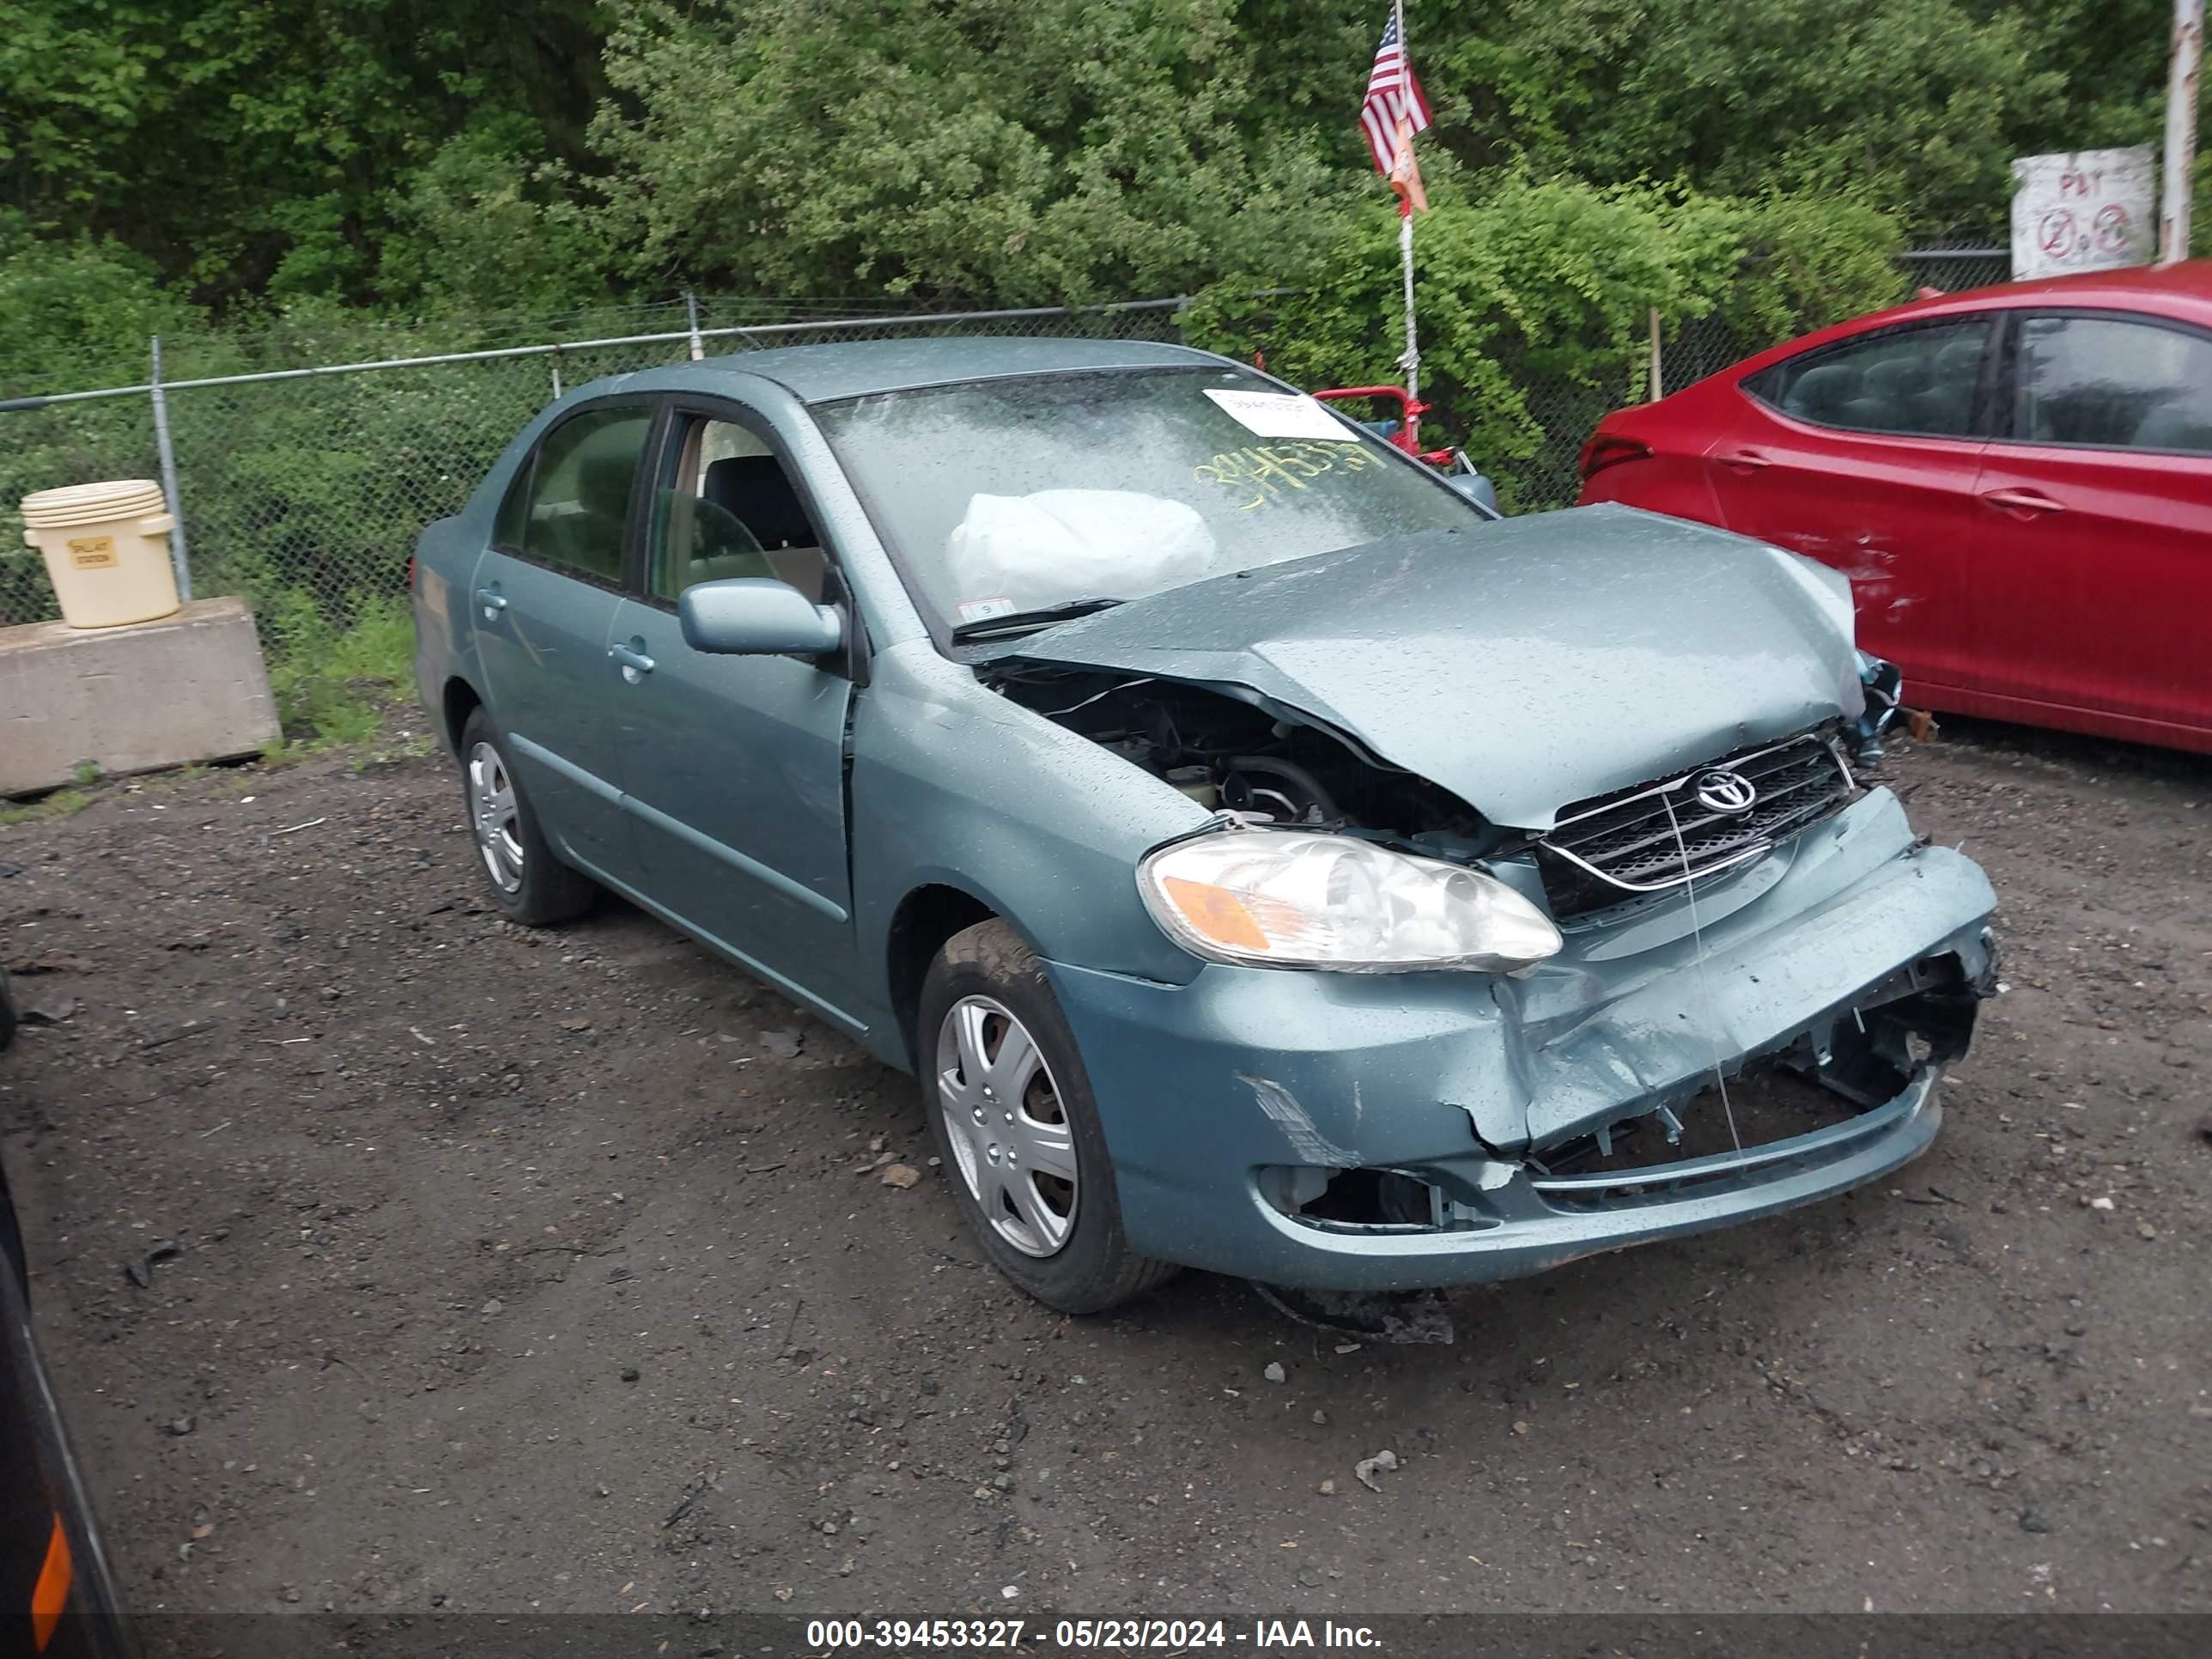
[[1834, 358, 1917, 433], [703, 456, 826, 600], [1783, 363, 1864, 426], [1905, 337, 1984, 436]]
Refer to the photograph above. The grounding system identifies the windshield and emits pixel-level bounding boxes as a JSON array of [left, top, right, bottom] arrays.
[[812, 366, 1482, 636]]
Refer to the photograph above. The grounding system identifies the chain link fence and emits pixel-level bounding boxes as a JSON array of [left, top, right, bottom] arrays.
[[0, 250, 2014, 645], [0, 298, 1188, 642]]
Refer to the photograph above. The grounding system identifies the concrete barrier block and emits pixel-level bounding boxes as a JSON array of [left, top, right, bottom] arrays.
[[0, 595, 283, 796]]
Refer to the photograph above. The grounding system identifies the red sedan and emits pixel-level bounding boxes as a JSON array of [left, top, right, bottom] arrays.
[[1578, 261, 2212, 753]]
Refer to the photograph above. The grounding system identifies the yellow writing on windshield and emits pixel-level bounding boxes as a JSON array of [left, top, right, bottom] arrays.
[[1195, 441, 1374, 510]]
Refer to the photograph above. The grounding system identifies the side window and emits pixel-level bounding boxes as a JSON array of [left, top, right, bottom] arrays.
[[2012, 314, 2212, 454], [1747, 319, 1992, 438], [649, 415, 827, 604], [518, 406, 653, 582]]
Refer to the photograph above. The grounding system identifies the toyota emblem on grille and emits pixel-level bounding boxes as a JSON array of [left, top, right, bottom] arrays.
[[1693, 769, 1759, 815]]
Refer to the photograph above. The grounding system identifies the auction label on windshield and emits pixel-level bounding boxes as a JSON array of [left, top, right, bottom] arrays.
[[1202, 388, 1359, 442]]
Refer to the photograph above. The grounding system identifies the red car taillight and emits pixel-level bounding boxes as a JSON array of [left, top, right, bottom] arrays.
[[1577, 432, 1652, 482]]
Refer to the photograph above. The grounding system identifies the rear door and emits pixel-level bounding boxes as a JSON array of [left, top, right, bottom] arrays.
[[605, 403, 865, 1024], [470, 403, 654, 875], [1704, 316, 1998, 696], [1969, 310, 2212, 739]]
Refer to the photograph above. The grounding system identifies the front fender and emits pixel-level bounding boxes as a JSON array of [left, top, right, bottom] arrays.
[[847, 642, 1210, 1050]]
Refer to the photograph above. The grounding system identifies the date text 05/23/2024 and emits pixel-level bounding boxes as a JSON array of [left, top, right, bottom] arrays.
[[804, 1619, 1382, 1650]]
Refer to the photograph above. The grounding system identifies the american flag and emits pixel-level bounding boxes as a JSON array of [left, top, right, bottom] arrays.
[[1358, 8, 1432, 175]]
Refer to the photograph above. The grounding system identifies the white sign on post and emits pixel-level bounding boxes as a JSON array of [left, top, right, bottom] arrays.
[[2009, 147, 2157, 280]]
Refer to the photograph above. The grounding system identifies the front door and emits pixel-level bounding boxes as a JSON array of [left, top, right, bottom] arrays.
[[1705, 316, 1997, 700], [607, 408, 863, 1024], [470, 403, 654, 874], [1968, 310, 2212, 738]]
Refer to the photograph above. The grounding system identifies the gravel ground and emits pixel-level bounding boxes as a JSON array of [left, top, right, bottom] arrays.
[[1, 720, 2206, 1619]]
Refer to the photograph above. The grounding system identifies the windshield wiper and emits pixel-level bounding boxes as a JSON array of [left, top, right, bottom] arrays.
[[949, 597, 1126, 642]]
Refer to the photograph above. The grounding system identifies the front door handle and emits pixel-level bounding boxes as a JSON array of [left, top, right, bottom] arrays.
[[475, 586, 507, 620], [1982, 488, 2064, 515], [1716, 449, 1772, 471], [609, 641, 656, 683]]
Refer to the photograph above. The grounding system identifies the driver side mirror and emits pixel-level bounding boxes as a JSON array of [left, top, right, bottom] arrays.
[[679, 577, 843, 657]]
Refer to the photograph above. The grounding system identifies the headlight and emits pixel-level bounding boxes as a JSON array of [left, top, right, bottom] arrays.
[[1138, 829, 1563, 974]]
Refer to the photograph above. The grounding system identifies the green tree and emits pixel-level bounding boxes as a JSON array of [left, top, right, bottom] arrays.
[[3, 0, 2200, 336], [1341, 0, 2060, 230], [589, 0, 1354, 304], [0, 210, 207, 391], [1187, 178, 1905, 510], [0, 1, 610, 305]]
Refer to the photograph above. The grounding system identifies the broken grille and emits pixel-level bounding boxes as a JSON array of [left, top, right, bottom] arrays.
[[1537, 732, 1856, 918]]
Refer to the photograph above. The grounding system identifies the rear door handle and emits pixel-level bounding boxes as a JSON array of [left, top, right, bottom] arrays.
[[609, 641, 655, 682], [475, 586, 507, 619], [1982, 488, 2064, 515], [1716, 449, 1771, 471]]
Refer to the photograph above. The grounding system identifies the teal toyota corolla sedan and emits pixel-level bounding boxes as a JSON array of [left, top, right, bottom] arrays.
[[410, 337, 1998, 1315]]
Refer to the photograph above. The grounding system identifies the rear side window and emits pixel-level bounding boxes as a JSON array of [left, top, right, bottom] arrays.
[[517, 406, 653, 582], [2011, 314, 2212, 454], [1747, 319, 1992, 438]]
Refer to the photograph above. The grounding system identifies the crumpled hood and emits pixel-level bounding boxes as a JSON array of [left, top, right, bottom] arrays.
[[990, 504, 1865, 831]]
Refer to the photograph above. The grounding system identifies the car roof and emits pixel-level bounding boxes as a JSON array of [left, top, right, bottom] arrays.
[[1708, 258, 2212, 385], [634, 335, 1224, 405], [1891, 256, 2212, 319]]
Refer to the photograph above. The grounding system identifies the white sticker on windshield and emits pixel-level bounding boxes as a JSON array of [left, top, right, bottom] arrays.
[[1202, 387, 1359, 441], [957, 595, 1018, 623]]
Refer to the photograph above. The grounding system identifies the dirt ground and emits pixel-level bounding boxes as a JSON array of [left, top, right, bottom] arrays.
[[1, 716, 2207, 1620]]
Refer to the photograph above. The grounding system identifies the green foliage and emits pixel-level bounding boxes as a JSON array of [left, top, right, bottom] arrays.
[[590, 0, 1352, 305], [0, 1, 609, 305], [2200, 152, 2212, 261], [1708, 193, 1907, 346], [1188, 178, 1906, 510], [379, 116, 619, 317], [0, 787, 94, 826], [0, 211, 208, 391], [1416, 0, 2063, 232], [263, 592, 416, 747], [1, 0, 2200, 329]]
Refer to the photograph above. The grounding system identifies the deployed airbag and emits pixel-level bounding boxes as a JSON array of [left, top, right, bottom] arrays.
[[945, 489, 1216, 611]]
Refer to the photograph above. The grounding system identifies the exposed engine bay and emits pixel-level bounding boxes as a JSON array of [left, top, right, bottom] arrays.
[[987, 664, 1509, 860]]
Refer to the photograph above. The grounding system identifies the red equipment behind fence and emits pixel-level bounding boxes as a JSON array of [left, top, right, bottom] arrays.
[[1311, 385, 1455, 467]]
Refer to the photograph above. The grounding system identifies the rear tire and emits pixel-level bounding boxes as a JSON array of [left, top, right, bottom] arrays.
[[918, 920, 1178, 1314], [458, 708, 595, 926]]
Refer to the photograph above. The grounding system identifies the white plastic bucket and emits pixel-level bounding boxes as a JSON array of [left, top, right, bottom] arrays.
[[19, 479, 180, 629]]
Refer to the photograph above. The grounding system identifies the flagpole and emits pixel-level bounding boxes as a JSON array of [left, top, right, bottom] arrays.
[[1393, 0, 1420, 434], [1399, 204, 1419, 412]]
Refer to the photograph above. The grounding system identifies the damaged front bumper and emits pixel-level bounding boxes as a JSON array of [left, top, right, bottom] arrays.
[[1046, 788, 1997, 1292]]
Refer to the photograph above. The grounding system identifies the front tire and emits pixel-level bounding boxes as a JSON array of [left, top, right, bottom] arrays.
[[917, 920, 1177, 1314], [458, 708, 595, 926]]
